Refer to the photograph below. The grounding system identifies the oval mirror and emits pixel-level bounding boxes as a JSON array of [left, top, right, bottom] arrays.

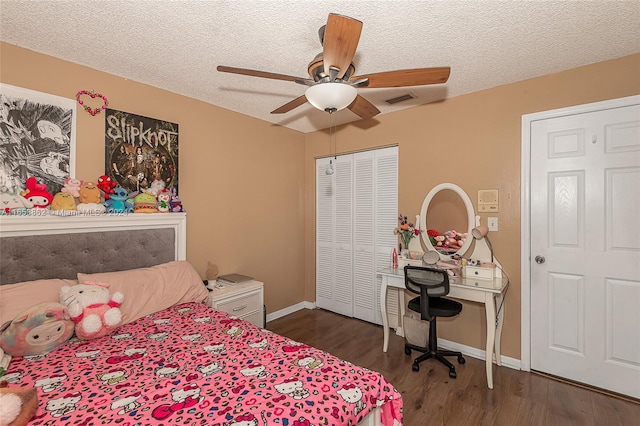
[[419, 183, 475, 260]]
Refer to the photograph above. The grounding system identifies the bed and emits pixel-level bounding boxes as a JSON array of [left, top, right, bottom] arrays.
[[0, 213, 403, 426]]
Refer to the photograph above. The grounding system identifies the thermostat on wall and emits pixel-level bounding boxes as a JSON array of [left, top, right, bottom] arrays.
[[478, 189, 499, 213]]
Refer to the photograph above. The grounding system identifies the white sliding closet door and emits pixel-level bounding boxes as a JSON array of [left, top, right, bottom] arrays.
[[353, 151, 376, 322], [316, 155, 353, 316], [316, 147, 398, 324], [374, 147, 399, 326]]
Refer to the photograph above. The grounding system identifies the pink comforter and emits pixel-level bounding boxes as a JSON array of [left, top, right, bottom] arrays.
[[6, 302, 403, 425]]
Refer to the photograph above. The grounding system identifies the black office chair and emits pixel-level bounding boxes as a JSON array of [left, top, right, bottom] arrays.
[[404, 265, 465, 378]]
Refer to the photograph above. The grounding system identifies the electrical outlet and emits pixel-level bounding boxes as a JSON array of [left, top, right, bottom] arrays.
[[488, 217, 498, 231]]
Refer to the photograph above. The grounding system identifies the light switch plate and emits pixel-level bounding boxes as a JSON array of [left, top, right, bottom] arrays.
[[488, 217, 498, 231]]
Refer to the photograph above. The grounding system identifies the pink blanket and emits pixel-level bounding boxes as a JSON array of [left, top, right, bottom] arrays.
[[6, 302, 403, 425]]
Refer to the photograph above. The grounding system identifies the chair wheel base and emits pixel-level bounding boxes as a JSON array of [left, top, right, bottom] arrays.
[[449, 370, 457, 378], [405, 347, 412, 355], [458, 356, 466, 364], [412, 363, 420, 372]]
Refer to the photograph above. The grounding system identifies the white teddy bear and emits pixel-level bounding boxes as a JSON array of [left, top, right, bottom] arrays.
[[59, 282, 124, 340]]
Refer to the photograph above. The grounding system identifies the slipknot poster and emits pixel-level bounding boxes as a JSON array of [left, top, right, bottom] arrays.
[[104, 109, 178, 194]]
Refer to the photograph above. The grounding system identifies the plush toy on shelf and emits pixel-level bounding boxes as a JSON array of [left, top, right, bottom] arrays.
[[50, 192, 77, 212], [0, 192, 33, 215], [76, 182, 106, 214], [133, 192, 158, 213], [148, 179, 165, 197], [78, 182, 102, 204], [169, 188, 184, 212], [156, 189, 170, 213], [59, 282, 124, 341], [103, 187, 134, 213], [97, 175, 117, 200], [61, 177, 84, 198], [22, 177, 53, 209]]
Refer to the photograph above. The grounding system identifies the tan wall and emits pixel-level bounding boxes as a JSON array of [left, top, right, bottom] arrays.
[[0, 42, 307, 313], [303, 53, 640, 359], [3, 41, 639, 360]]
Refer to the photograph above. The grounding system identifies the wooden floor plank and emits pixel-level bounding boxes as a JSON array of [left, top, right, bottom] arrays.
[[268, 308, 640, 426]]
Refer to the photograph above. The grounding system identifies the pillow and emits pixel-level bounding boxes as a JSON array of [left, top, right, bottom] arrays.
[[77, 261, 208, 325], [0, 279, 78, 326], [0, 302, 74, 356]]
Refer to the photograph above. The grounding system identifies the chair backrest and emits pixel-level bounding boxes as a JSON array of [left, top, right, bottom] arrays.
[[404, 265, 450, 298]]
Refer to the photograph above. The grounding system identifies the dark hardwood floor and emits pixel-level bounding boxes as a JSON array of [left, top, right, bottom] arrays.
[[268, 308, 639, 426]]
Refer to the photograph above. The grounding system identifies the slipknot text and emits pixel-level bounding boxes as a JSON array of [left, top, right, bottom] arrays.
[[106, 114, 177, 151]]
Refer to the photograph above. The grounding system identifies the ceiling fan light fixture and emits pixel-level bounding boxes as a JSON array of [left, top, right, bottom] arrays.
[[305, 82, 357, 113]]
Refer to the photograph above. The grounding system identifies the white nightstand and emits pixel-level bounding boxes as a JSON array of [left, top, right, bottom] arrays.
[[206, 280, 264, 328]]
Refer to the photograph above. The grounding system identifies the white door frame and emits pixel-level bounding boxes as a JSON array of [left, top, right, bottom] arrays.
[[520, 94, 640, 371]]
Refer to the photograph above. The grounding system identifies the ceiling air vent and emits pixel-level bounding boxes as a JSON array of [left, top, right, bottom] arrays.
[[385, 93, 414, 105]]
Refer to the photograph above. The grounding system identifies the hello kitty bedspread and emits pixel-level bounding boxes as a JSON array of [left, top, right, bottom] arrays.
[[6, 302, 403, 425]]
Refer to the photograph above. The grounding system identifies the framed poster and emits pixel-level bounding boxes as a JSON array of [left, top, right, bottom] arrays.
[[104, 109, 178, 194], [0, 83, 76, 194]]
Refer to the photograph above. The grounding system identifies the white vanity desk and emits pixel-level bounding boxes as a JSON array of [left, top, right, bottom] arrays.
[[381, 182, 510, 390], [377, 267, 509, 389]]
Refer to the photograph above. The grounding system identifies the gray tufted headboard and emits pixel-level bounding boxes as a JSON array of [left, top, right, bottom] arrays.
[[0, 213, 187, 285]]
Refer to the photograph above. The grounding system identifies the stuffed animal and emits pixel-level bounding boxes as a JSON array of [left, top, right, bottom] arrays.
[[206, 262, 219, 281], [61, 177, 84, 198], [133, 192, 158, 213], [148, 179, 165, 197], [0, 192, 33, 215], [97, 175, 116, 200], [0, 382, 38, 426], [169, 188, 184, 212], [50, 192, 77, 211], [22, 177, 53, 208], [78, 182, 102, 204], [59, 282, 124, 340], [0, 303, 74, 357], [76, 182, 106, 214], [103, 187, 134, 213], [156, 189, 170, 213]]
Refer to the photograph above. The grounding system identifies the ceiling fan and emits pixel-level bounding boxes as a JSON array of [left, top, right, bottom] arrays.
[[217, 13, 450, 120]]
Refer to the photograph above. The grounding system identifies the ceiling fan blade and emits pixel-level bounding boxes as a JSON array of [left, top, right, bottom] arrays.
[[217, 65, 303, 82], [322, 14, 363, 80], [271, 95, 308, 114], [348, 95, 380, 120], [352, 67, 451, 88]]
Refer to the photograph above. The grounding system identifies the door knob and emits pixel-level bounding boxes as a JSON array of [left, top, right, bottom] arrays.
[[535, 255, 545, 264]]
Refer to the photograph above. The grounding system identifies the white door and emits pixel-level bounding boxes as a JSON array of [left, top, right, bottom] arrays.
[[530, 102, 640, 398]]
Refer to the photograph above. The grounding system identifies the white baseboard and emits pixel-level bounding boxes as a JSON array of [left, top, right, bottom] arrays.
[[438, 337, 521, 370], [266, 301, 315, 323], [266, 304, 521, 370]]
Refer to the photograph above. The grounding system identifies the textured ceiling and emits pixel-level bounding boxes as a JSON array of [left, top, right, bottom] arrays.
[[1, 1, 639, 133]]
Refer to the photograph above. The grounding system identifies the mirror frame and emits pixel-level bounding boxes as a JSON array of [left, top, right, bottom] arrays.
[[419, 182, 475, 260]]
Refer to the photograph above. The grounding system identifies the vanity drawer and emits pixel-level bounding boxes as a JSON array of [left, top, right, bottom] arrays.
[[464, 266, 495, 280]]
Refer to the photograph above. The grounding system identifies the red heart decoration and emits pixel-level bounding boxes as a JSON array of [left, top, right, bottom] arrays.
[[76, 90, 109, 116]]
